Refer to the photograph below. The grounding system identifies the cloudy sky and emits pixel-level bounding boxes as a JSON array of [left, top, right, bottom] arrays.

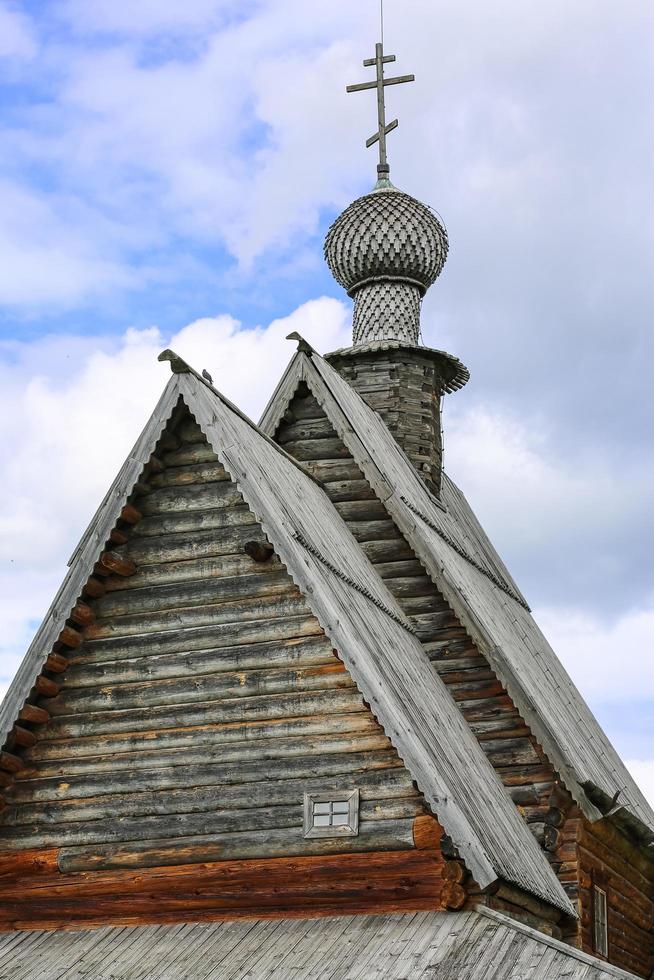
[[0, 0, 652, 801]]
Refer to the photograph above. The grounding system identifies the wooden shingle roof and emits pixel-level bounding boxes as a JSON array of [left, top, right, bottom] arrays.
[[0, 908, 639, 979]]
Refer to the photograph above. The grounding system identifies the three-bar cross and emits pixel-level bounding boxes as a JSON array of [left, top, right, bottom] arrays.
[[346, 42, 414, 179]]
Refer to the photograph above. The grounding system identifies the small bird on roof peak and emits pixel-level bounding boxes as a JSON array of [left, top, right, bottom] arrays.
[[286, 331, 315, 354], [201, 368, 213, 385]]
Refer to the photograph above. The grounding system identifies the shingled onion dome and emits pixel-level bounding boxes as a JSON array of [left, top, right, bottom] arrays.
[[324, 181, 449, 346]]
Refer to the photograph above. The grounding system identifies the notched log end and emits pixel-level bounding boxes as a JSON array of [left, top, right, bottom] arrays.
[[96, 552, 137, 578], [244, 541, 275, 563]]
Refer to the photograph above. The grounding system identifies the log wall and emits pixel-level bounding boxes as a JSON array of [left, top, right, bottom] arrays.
[[573, 817, 653, 977]]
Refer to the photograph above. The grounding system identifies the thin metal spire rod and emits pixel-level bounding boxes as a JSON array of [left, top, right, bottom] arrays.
[[380, 0, 384, 45], [346, 39, 414, 179]]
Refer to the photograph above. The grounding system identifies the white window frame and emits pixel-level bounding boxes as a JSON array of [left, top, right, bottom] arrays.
[[303, 789, 360, 839]]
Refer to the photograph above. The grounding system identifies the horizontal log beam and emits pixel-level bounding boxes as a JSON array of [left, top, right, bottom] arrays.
[[83, 592, 311, 642], [160, 444, 217, 467], [57, 817, 417, 873], [95, 569, 293, 619], [46, 661, 350, 716], [11, 747, 400, 805], [5, 767, 415, 831], [63, 633, 333, 689], [130, 505, 256, 539], [74, 611, 324, 666]]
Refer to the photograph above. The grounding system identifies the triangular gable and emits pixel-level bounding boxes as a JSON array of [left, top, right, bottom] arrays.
[[260, 347, 654, 837], [0, 359, 573, 915], [0, 380, 181, 749]]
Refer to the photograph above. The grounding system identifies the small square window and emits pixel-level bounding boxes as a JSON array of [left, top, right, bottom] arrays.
[[303, 790, 359, 838]]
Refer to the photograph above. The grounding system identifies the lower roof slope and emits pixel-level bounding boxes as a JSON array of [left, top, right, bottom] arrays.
[[260, 346, 654, 838], [0, 908, 638, 980], [0, 358, 572, 916]]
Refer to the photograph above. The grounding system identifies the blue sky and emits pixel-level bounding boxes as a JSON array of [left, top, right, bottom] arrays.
[[0, 0, 653, 800]]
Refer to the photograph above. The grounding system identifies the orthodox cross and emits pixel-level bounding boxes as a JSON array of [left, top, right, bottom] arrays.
[[346, 42, 415, 179]]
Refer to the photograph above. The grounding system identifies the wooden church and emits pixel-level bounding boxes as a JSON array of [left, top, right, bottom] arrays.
[[0, 41, 651, 980]]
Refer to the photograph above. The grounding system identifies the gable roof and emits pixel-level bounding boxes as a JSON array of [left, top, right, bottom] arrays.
[[0, 357, 572, 915], [260, 346, 654, 840], [0, 908, 639, 980]]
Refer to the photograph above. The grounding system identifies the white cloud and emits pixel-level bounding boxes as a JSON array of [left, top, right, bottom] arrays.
[[626, 760, 654, 807], [0, 297, 349, 688], [0, 2, 36, 60], [443, 401, 652, 610], [0, 178, 137, 307], [0, 0, 650, 314], [60, 0, 230, 35], [533, 604, 654, 704]]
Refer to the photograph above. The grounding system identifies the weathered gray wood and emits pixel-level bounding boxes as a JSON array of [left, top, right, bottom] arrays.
[[23, 706, 373, 763], [138, 482, 245, 517], [94, 569, 294, 618], [84, 592, 311, 641], [160, 443, 218, 467], [277, 437, 352, 461], [332, 499, 387, 521], [104, 554, 285, 591], [148, 461, 230, 488], [5, 767, 416, 828], [276, 417, 338, 443], [0, 908, 636, 979], [130, 505, 257, 538], [57, 817, 417, 872], [298, 460, 364, 483], [320, 479, 377, 503], [46, 661, 352, 716], [0, 378, 181, 750], [0, 798, 422, 851], [180, 372, 573, 912], [42, 688, 368, 739], [111, 524, 269, 565], [11, 748, 402, 803], [72, 612, 324, 665], [294, 350, 654, 835]]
